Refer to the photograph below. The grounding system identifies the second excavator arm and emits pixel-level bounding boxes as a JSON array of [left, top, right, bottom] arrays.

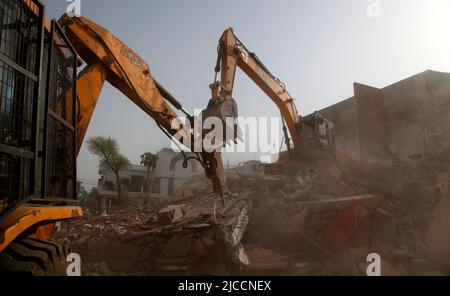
[[206, 28, 334, 161], [206, 28, 301, 156], [58, 15, 225, 197]]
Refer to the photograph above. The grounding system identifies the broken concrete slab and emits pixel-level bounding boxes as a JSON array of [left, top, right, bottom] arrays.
[[157, 205, 186, 226]]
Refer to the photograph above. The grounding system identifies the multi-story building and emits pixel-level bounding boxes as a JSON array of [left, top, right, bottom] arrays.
[[307, 70, 450, 161]]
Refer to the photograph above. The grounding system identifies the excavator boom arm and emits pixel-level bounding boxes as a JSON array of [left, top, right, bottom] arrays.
[[59, 15, 224, 194], [60, 16, 185, 149], [212, 28, 303, 153]]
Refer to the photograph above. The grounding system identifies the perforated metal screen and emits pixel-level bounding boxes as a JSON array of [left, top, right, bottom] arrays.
[[42, 21, 77, 200], [0, 0, 43, 216]]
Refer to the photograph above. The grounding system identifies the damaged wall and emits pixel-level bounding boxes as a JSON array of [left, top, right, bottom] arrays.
[[312, 70, 450, 161], [319, 97, 360, 160]]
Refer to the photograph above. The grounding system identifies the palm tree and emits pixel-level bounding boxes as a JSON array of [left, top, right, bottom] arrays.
[[140, 152, 159, 193]]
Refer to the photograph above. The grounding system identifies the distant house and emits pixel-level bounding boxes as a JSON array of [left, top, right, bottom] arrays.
[[97, 148, 202, 198], [152, 148, 201, 196], [98, 164, 149, 198]]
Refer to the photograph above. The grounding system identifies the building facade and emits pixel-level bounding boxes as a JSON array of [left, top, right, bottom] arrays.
[[98, 164, 149, 197], [309, 70, 450, 162], [152, 148, 201, 196], [97, 149, 202, 198]]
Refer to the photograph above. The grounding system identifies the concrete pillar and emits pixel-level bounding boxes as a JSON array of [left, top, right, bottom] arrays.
[[354, 83, 387, 161]]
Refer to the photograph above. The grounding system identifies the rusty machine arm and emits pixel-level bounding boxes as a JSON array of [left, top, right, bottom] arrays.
[[59, 15, 225, 195]]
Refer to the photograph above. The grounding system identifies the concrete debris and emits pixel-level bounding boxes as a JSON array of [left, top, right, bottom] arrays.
[[55, 157, 450, 276], [157, 205, 186, 226], [175, 189, 195, 201], [162, 234, 193, 258], [56, 191, 250, 275], [236, 245, 288, 276]]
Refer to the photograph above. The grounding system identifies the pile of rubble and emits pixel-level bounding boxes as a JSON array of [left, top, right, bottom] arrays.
[[56, 191, 249, 276], [231, 158, 450, 276], [56, 158, 450, 276], [57, 197, 166, 244], [55, 197, 168, 275]]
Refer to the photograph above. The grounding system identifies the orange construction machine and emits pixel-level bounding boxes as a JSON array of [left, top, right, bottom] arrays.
[[204, 28, 335, 168], [0, 1, 334, 276], [0, 0, 80, 275], [0, 1, 224, 275]]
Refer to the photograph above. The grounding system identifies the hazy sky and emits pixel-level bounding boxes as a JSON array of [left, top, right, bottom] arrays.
[[45, 0, 450, 188]]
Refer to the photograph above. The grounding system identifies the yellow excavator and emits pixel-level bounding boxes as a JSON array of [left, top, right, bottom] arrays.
[[0, 1, 225, 275], [0, 0, 80, 275], [59, 15, 226, 196], [0, 1, 334, 276]]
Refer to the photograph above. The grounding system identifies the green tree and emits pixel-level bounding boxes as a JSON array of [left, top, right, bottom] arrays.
[[87, 136, 130, 199], [140, 152, 159, 193]]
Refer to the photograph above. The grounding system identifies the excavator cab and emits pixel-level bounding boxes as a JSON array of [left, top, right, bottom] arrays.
[[0, 0, 81, 275], [301, 112, 335, 154], [271, 113, 335, 175]]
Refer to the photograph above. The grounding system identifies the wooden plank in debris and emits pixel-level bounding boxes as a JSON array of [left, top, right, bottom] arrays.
[[123, 224, 181, 242], [282, 194, 383, 213], [293, 194, 382, 206], [183, 223, 210, 229]]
